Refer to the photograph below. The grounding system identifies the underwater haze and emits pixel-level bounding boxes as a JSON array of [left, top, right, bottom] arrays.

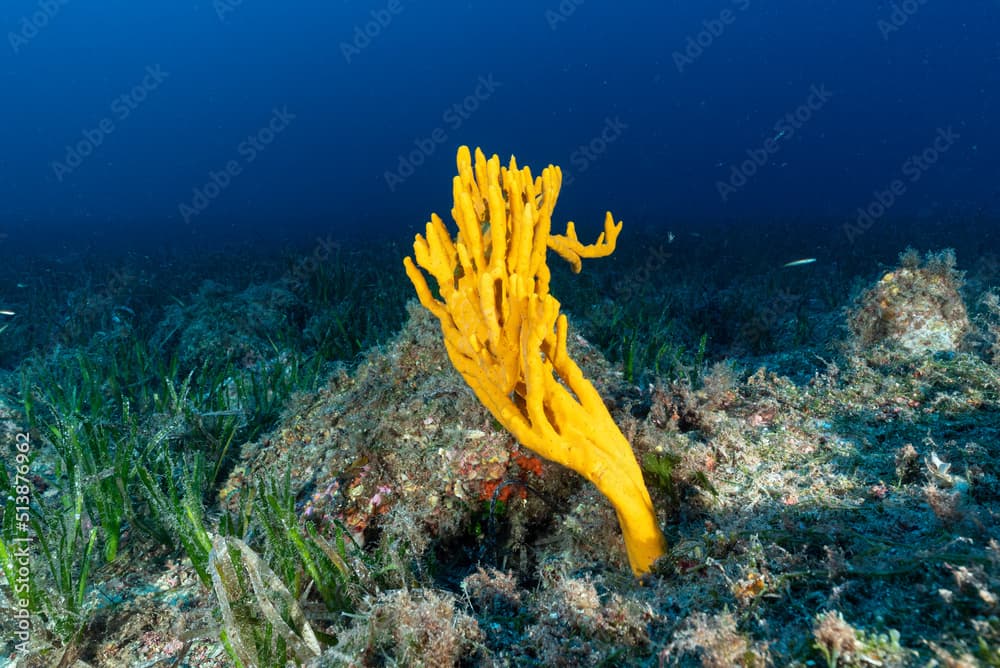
[[5, 2, 1000, 666], [3, 0, 999, 250]]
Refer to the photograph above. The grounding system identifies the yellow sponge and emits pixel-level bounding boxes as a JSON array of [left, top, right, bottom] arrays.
[[403, 146, 666, 575]]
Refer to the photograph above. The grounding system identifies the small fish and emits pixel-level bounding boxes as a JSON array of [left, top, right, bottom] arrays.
[[782, 258, 816, 268], [0, 310, 15, 316]]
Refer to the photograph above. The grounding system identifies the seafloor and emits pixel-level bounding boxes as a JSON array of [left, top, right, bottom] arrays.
[[0, 217, 998, 666]]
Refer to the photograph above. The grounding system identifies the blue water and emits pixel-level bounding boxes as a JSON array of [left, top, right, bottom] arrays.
[[2, 7, 1000, 662], [2, 0, 998, 251]]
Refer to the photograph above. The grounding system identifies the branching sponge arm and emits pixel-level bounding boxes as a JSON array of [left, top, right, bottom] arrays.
[[403, 145, 667, 575]]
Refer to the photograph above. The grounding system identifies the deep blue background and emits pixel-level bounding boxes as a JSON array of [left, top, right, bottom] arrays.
[[2, 0, 998, 251]]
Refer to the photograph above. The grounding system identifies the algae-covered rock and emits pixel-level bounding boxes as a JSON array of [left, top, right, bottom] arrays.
[[848, 248, 969, 353]]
